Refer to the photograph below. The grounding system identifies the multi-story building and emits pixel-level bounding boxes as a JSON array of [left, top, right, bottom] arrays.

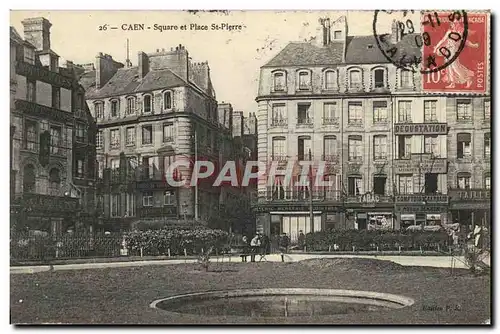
[[79, 45, 231, 230], [254, 17, 490, 241], [10, 18, 97, 235]]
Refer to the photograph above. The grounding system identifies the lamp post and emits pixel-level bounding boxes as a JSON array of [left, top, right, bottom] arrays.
[[308, 148, 314, 233]]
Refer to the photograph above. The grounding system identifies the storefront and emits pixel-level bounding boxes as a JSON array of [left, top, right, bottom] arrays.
[[344, 193, 394, 230], [12, 193, 80, 235], [449, 189, 491, 229], [395, 194, 449, 231]]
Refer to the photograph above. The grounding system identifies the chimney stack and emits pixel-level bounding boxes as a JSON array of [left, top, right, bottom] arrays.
[[391, 20, 401, 44], [22, 17, 52, 51], [138, 51, 149, 80]]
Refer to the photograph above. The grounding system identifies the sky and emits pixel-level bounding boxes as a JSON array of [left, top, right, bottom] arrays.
[[10, 10, 420, 114]]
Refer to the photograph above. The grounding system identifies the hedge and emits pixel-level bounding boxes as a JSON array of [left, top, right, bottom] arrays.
[[124, 227, 231, 256], [304, 229, 452, 252]]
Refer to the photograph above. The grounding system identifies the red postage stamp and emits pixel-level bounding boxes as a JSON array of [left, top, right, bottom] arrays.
[[422, 12, 489, 93]]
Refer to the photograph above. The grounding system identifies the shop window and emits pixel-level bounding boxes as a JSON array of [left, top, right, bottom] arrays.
[[373, 176, 386, 195], [457, 133, 471, 158], [424, 173, 438, 194]]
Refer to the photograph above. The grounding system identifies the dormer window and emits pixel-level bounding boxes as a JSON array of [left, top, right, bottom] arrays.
[[400, 70, 413, 88], [143, 94, 153, 113], [94, 101, 104, 119], [126, 97, 136, 115], [110, 100, 119, 117], [374, 69, 385, 88], [298, 71, 311, 90], [273, 72, 286, 91], [163, 91, 172, 110], [324, 70, 337, 90], [349, 69, 362, 89]]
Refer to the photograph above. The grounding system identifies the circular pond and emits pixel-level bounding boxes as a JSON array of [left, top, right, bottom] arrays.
[[151, 288, 414, 318]]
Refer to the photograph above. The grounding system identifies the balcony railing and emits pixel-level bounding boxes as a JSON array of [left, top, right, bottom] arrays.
[[322, 154, 339, 162], [271, 155, 288, 162], [297, 117, 313, 126], [323, 117, 339, 125], [271, 118, 288, 127]]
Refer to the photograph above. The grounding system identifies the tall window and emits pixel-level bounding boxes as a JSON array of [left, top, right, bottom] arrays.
[[398, 101, 412, 122], [484, 133, 490, 158], [373, 101, 387, 123], [96, 131, 103, 149], [348, 176, 362, 196], [164, 191, 175, 205], [297, 103, 311, 124], [272, 176, 286, 200], [272, 104, 286, 125], [348, 102, 362, 124], [23, 164, 36, 193], [424, 101, 437, 122], [50, 126, 62, 155], [143, 95, 152, 113], [273, 72, 285, 91], [75, 158, 84, 178], [323, 103, 337, 124], [457, 133, 471, 158], [24, 119, 37, 151], [163, 91, 173, 110], [298, 71, 311, 90], [126, 97, 136, 115], [95, 102, 104, 118], [373, 135, 387, 160], [52, 86, 60, 109], [349, 70, 362, 89], [348, 135, 362, 161], [485, 174, 491, 189], [373, 175, 387, 195], [457, 173, 471, 189], [424, 135, 439, 157], [110, 159, 120, 170], [324, 70, 336, 90], [373, 69, 385, 88], [398, 175, 413, 194], [27, 80, 36, 102], [272, 137, 286, 159], [323, 136, 337, 160], [111, 194, 120, 217], [126, 127, 135, 146], [298, 136, 312, 161], [111, 100, 119, 117], [400, 70, 412, 88], [484, 100, 490, 120], [398, 135, 412, 159], [75, 123, 86, 143], [110, 129, 120, 149], [163, 123, 174, 142], [48, 168, 60, 195], [457, 100, 472, 121], [142, 125, 153, 145], [125, 193, 135, 217], [142, 191, 153, 206]]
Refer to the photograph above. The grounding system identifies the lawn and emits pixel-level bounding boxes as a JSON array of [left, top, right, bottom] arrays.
[[10, 258, 490, 325]]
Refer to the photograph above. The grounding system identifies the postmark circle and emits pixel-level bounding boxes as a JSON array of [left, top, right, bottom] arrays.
[[372, 10, 469, 74]]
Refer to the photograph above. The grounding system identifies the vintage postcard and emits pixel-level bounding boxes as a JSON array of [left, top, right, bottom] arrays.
[[9, 10, 491, 325]]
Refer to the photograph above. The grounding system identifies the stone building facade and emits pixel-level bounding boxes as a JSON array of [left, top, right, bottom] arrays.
[[254, 17, 490, 241], [79, 45, 234, 230], [10, 18, 97, 235]]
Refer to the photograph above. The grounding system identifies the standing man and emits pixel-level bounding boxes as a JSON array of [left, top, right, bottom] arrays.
[[298, 230, 305, 251], [279, 232, 290, 262], [250, 234, 261, 262]]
